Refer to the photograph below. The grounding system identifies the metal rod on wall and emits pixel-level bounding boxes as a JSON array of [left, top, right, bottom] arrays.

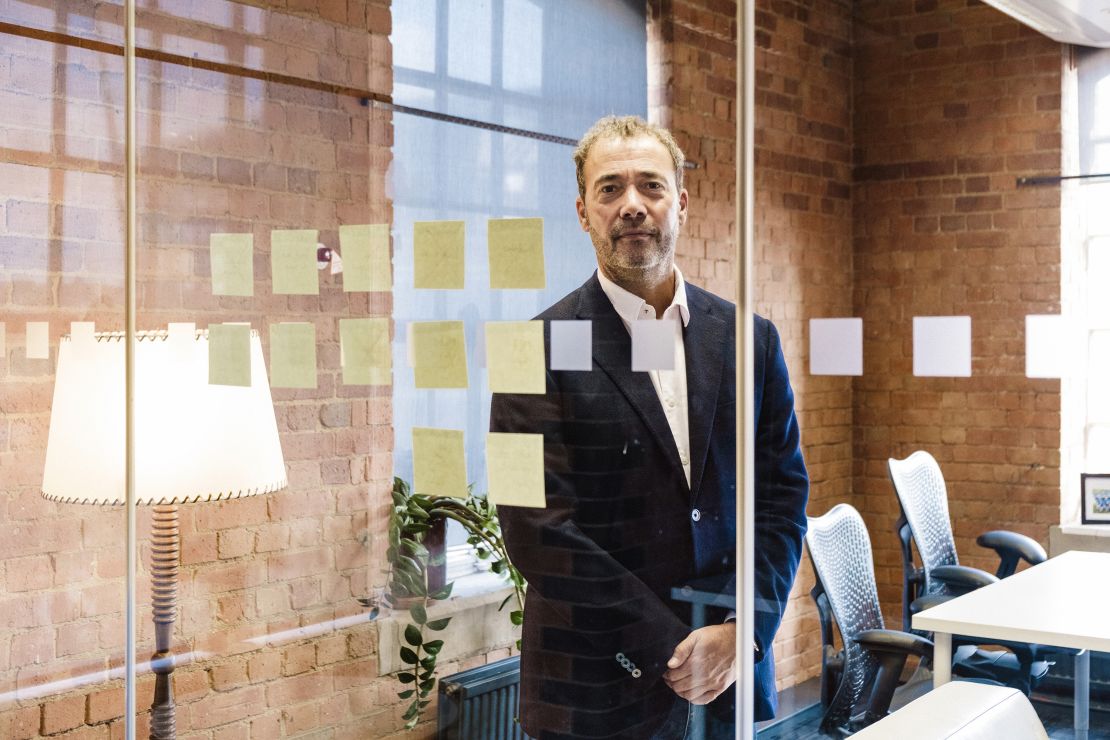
[[1017, 173, 1110, 186], [736, 0, 756, 736], [124, 0, 138, 737]]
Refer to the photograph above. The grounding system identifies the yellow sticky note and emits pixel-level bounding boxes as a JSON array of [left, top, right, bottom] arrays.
[[488, 217, 545, 289], [208, 324, 251, 387], [486, 433, 545, 508], [270, 323, 317, 389], [340, 224, 392, 292], [414, 220, 465, 289], [411, 321, 468, 389], [486, 321, 545, 394], [26, 321, 49, 359], [340, 317, 391, 386], [412, 427, 468, 499], [271, 229, 319, 295], [210, 233, 254, 296]]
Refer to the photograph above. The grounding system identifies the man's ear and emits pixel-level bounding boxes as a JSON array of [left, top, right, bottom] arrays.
[[575, 196, 590, 233], [677, 187, 689, 226]]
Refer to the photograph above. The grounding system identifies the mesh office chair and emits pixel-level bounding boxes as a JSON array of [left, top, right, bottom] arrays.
[[888, 450, 1066, 694], [806, 504, 935, 736]]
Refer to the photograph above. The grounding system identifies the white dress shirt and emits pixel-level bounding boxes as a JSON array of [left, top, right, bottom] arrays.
[[597, 268, 692, 487]]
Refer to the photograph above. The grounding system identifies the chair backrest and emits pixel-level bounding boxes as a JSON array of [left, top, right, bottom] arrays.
[[888, 451, 959, 592], [805, 503, 885, 730]]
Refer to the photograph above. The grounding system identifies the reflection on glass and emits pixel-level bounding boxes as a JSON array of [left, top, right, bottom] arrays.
[[0, 8, 128, 732]]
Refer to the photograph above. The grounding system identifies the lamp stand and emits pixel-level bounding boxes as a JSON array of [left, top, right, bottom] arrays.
[[149, 504, 179, 740]]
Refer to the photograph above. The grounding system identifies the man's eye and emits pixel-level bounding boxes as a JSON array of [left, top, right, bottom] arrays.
[[645, 181, 663, 190], [600, 185, 617, 194]]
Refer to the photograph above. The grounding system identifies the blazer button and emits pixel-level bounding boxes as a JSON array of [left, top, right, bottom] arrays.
[[691, 509, 701, 522]]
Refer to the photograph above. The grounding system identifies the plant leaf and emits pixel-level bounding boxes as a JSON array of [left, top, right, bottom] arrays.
[[405, 624, 423, 647], [402, 702, 420, 720], [426, 617, 452, 631], [400, 647, 419, 664], [423, 639, 444, 654], [419, 678, 436, 692], [498, 593, 513, 611], [420, 656, 437, 670], [510, 610, 524, 626], [411, 603, 427, 625], [430, 582, 454, 600], [398, 672, 416, 683], [397, 689, 415, 699]]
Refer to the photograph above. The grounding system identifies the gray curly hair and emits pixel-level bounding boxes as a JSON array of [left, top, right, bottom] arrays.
[[573, 115, 686, 199]]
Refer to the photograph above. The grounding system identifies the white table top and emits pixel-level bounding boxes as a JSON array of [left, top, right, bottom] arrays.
[[913, 550, 1110, 653]]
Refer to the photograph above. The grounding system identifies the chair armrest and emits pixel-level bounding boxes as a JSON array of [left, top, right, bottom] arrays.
[[977, 530, 1047, 578], [910, 593, 953, 615], [931, 564, 998, 593], [854, 628, 934, 659]]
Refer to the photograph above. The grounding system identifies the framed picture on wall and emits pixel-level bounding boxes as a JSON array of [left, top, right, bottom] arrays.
[[1081, 474, 1110, 524]]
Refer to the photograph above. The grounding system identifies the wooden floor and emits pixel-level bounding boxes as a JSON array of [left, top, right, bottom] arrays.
[[755, 685, 1110, 739]]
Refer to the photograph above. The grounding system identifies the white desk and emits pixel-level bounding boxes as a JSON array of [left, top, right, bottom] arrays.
[[914, 550, 1110, 740]]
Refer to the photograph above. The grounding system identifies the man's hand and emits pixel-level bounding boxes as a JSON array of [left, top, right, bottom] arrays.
[[662, 623, 737, 705]]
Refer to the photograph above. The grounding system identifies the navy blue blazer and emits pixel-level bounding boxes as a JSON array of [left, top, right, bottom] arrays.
[[491, 273, 808, 739]]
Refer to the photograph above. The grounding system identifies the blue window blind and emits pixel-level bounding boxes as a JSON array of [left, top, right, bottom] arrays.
[[390, 0, 648, 531]]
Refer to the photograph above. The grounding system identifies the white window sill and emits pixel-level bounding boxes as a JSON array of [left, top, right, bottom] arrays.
[[1049, 523, 1110, 557], [1056, 523, 1110, 538], [376, 577, 520, 676]]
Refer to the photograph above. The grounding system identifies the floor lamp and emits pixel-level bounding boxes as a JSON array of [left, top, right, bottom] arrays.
[[41, 327, 287, 739]]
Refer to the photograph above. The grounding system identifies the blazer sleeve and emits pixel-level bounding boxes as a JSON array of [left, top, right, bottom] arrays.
[[752, 319, 810, 656], [491, 369, 691, 686]]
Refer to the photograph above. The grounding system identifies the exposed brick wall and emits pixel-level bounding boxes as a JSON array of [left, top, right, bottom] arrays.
[[649, 0, 1064, 693], [649, 0, 854, 690], [0, 1, 442, 737], [852, 0, 1062, 619]]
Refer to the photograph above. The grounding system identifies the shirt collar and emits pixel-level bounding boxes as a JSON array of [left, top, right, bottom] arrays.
[[596, 266, 691, 328]]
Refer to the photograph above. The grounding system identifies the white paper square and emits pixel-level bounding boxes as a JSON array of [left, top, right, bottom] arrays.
[[550, 320, 592, 371], [913, 316, 972, 377], [1025, 314, 1065, 379], [809, 318, 863, 376], [26, 321, 49, 359], [631, 319, 676, 372]]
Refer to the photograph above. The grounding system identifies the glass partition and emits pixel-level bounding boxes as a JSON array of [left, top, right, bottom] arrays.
[[0, 3, 129, 736], [16, 1, 1101, 738], [131, 1, 389, 736]]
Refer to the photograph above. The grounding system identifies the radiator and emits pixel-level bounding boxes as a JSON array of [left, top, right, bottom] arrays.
[[437, 656, 531, 740]]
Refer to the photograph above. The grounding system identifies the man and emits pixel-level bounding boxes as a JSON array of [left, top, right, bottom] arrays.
[[491, 116, 808, 739]]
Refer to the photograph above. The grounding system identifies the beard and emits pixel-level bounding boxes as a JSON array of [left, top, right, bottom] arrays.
[[588, 220, 676, 281]]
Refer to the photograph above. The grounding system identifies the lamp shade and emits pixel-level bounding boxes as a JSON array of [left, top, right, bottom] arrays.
[[42, 329, 287, 506]]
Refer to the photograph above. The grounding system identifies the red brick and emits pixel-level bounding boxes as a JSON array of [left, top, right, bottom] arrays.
[[41, 693, 85, 734]]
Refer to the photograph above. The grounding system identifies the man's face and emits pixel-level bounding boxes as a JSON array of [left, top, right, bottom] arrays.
[[576, 134, 688, 280]]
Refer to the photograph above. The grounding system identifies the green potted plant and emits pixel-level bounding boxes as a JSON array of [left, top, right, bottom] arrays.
[[385, 477, 526, 729]]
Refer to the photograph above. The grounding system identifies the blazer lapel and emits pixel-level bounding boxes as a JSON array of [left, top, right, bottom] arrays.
[[576, 275, 688, 488], [682, 286, 726, 499]]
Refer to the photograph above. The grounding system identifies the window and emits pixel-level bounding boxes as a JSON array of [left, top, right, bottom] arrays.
[[1063, 45, 1110, 521], [390, 0, 648, 579]]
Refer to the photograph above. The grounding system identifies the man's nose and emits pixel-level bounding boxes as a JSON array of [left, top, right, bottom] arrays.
[[619, 189, 647, 221]]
